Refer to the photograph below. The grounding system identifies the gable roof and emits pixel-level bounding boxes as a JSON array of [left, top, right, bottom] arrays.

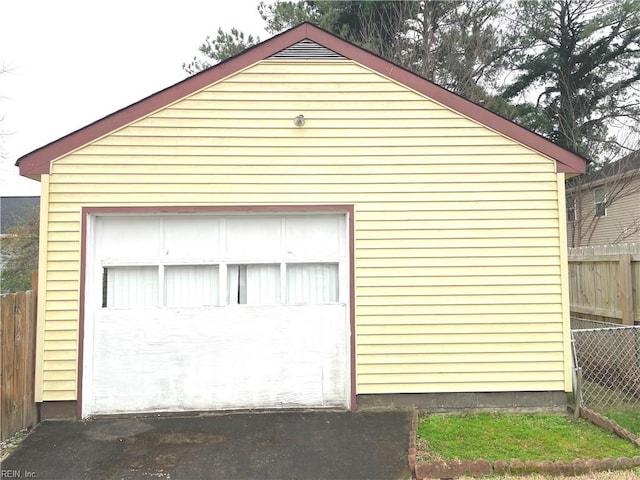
[[567, 150, 640, 191], [17, 22, 587, 178], [594, 150, 640, 179]]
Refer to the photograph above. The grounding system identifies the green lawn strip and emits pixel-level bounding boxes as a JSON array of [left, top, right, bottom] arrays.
[[603, 408, 640, 437], [417, 413, 640, 463], [578, 379, 640, 436]]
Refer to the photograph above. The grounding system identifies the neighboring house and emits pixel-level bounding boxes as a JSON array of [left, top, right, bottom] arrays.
[[17, 23, 586, 419], [566, 151, 640, 247]]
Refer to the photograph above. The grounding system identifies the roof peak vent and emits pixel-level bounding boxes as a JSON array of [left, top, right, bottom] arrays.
[[270, 39, 344, 59]]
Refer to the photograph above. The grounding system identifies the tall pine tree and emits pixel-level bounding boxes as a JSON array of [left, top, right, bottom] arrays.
[[501, 0, 640, 162], [184, 1, 509, 109]]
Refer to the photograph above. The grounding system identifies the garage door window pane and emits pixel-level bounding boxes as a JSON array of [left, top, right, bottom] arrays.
[[287, 263, 338, 304], [165, 265, 219, 307], [228, 264, 280, 304], [104, 266, 158, 308]]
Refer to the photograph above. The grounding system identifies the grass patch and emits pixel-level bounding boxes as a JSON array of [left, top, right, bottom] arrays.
[[577, 379, 640, 436], [603, 408, 640, 436], [417, 413, 640, 463]]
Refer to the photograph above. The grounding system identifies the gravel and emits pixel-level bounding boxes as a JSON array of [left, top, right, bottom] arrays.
[[0, 428, 30, 462]]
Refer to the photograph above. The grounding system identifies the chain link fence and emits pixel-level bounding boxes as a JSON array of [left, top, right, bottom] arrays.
[[571, 318, 622, 331], [571, 321, 640, 409]]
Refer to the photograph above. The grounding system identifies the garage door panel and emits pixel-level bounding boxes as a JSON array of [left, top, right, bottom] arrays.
[[87, 305, 348, 414], [321, 310, 351, 404], [84, 213, 349, 416], [225, 216, 282, 260], [163, 216, 221, 260], [285, 215, 342, 258], [98, 217, 162, 260]]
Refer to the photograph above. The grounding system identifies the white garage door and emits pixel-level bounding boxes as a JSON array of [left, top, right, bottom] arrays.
[[82, 213, 350, 417]]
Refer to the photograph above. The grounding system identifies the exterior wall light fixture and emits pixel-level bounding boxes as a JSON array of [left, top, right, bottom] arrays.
[[294, 114, 305, 127]]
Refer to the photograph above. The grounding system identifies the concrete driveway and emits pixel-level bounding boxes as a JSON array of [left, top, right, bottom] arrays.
[[1, 409, 412, 479]]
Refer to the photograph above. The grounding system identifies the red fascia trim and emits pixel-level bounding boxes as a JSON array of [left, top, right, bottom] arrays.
[[76, 203, 356, 418], [18, 22, 586, 176]]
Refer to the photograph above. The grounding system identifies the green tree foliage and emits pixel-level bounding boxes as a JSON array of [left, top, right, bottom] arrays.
[[501, 0, 640, 162], [259, 0, 417, 50], [183, 1, 510, 110], [1, 206, 39, 293], [184, 1, 639, 161], [183, 28, 260, 75], [400, 0, 512, 110]]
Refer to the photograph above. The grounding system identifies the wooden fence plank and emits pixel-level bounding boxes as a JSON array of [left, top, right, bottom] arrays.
[[569, 245, 639, 325], [0, 291, 38, 441], [13, 292, 27, 436], [634, 260, 640, 323], [619, 254, 634, 325], [0, 294, 4, 440], [1, 293, 16, 440], [24, 290, 37, 428]]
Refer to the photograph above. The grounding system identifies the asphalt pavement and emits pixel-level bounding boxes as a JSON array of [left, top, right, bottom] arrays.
[[0, 409, 412, 480]]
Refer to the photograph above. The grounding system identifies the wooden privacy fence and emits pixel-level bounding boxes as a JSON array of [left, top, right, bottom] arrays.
[[0, 290, 37, 441], [569, 243, 640, 325]]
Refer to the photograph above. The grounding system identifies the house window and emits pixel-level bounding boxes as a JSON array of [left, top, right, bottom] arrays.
[[566, 195, 576, 222], [103, 262, 341, 308], [287, 263, 339, 304], [594, 188, 606, 217], [104, 266, 158, 308], [103, 264, 218, 308], [165, 265, 219, 307], [225, 263, 340, 305], [98, 215, 345, 309], [227, 264, 280, 305]]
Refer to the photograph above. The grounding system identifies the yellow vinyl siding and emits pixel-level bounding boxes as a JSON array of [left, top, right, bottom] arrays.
[[49, 173, 556, 185], [557, 176, 573, 390], [38, 59, 568, 401], [43, 349, 76, 361], [48, 181, 558, 194], [115, 125, 499, 138], [358, 285, 560, 296], [42, 369, 76, 380], [359, 342, 563, 355], [43, 360, 76, 371], [41, 320, 77, 331], [362, 351, 564, 362], [358, 323, 562, 334], [55, 153, 553, 166], [357, 305, 560, 315], [34, 175, 50, 402]]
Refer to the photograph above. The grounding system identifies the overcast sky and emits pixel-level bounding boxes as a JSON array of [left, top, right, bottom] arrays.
[[0, 0, 268, 196]]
